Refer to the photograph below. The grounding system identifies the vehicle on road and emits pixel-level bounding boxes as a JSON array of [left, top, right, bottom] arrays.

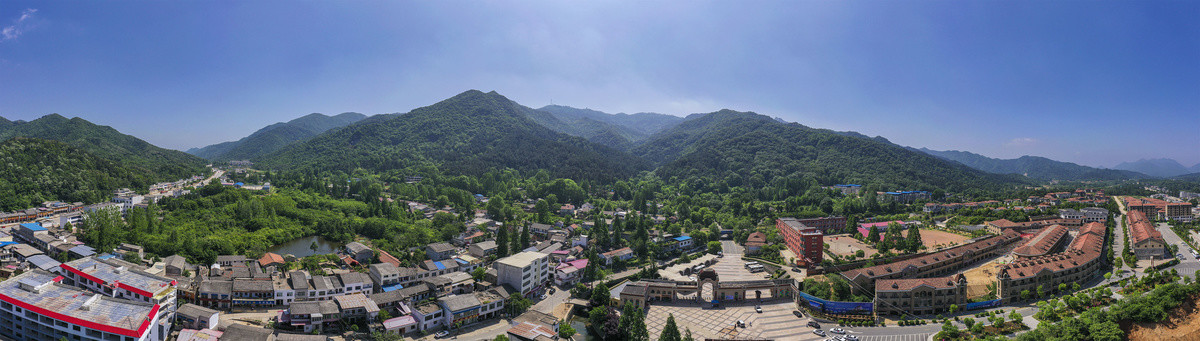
[[549, 288, 556, 294], [808, 321, 821, 329], [843, 335, 859, 341], [755, 305, 762, 313], [540, 294, 548, 300], [792, 310, 803, 318], [737, 320, 745, 328], [435, 331, 451, 338], [813, 329, 826, 336], [830, 328, 846, 334]]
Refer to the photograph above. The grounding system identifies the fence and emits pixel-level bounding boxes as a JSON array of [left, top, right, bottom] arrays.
[[797, 291, 874, 315]]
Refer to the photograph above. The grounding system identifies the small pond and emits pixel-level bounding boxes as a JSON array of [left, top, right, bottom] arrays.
[[267, 236, 342, 259]]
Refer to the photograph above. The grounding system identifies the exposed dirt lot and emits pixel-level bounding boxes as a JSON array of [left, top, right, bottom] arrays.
[[917, 229, 972, 249], [961, 255, 1012, 298], [1129, 295, 1200, 341], [826, 234, 878, 257]]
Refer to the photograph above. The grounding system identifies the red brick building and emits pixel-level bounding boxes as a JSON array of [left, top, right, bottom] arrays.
[[776, 218, 824, 267]]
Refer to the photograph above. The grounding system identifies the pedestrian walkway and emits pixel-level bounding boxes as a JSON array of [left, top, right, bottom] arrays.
[[856, 333, 932, 341]]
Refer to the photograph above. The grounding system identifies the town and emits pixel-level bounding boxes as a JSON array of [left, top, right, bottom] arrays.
[[0, 165, 1194, 341]]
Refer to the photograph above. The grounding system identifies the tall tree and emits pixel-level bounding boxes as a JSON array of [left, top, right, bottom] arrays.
[[867, 225, 881, 243], [510, 226, 522, 256], [658, 314, 681, 341], [905, 224, 923, 252], [520, 224, 531, 250], [496, 225, 510, 257]]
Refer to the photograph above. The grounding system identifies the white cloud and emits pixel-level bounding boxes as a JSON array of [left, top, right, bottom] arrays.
[[1, 8, 38, 41], [1004, 137, 1040, 148]]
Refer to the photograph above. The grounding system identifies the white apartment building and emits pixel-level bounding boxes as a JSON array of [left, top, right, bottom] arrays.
[[494, 251, 550, 298], [0, 270, 170, 341]]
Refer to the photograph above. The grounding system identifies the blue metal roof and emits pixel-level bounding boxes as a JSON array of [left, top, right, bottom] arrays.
[[434, 261, 446, 270], [453, 258, 469, 265], [673, 236, 692, 242], [381, 283, 405, 292], [96, 253, 117, 260], [0, 241, 17, 247], [19, 223, 45, 232]]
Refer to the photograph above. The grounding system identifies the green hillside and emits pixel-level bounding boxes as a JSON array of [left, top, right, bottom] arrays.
[[632, 110, 1028, 192], [0, 138, 162, 210], [0, 114, 206, 181], [257, 90, 649, 181], [189, 112, 367, 161], [916, 148, 1150, 181]]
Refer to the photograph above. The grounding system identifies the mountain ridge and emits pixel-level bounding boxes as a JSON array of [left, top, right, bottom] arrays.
[[256, 90, 649, 181], [188, 112, 367, 160], [1113, 158, 1193, 178], [916, 148, 1151, 181], [0, 114, 206, 181]]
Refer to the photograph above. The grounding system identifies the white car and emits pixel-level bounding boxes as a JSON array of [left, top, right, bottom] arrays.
[[830, 328, 846, 334], [844, 335, 860, 341], [813, 329, 826, 336]]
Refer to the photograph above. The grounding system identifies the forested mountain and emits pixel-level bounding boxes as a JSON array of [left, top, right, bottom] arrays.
[[524, 105, 687, 150], [0, 138, 163, 211], [916, 148, 1150, 181], [631, 110, 1028, 192], [536, 105, 686, 137], [522, 109, 645, 149], [1114, 158, 1192, 178], [188, 112, 366, 161], [257, 90, 649, 181], [0, 114, 205, 181]]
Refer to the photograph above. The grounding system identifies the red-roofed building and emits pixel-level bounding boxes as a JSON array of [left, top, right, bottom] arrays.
[[378, 250, 402, 267], [1125, 197, 1194, 222], [1128, 210, 1167, 259], [776, 218, 823, 267], [998, 220, 1109, 303], [874, 274, 967, 316], [1012, 225, 1068, 258], [258, 252, 285, 269]]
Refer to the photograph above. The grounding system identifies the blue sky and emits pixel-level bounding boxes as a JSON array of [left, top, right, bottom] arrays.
[[1, 1, 1197, 168]]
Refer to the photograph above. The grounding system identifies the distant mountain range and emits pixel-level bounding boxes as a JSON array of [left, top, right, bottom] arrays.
[[187, 112, 366, 161], [1112, 158, 1200, 178], [914, 148, 1151, 181], [0, 114, 206, 181], [250, 90, 1028, 191], [256, 90, 649, 182]]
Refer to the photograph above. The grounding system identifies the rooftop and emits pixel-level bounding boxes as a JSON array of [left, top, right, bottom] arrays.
[[63, 257, 175, 298], [497, 251, 548, 268], [0, 270, 158, 338], [333, 293, 380, 313], [439, 294, 482, 312], [427, 242, 456, 253], [1012, 225, 1068, 257]]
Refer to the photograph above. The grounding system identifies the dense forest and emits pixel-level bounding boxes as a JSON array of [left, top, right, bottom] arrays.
[[0, 114, 206, 181], [188, 112, 366, 161], [631, 110, 1030, 195], [256, 90, 649, 182], [916, 148, 1151, 181], [0, 138, 162, 211]]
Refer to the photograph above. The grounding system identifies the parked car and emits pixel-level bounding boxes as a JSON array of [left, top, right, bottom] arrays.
[[844, 335, 860, 341], [755, 305, 762, 313], [549, 288, 556, 294], [830, 328, 846, 334], [435, 331, 451, 338], [813, 329, 826, 336], [808, 321, 821, 329], [737, 320, 746, 328], [793, 310, 803, 318]]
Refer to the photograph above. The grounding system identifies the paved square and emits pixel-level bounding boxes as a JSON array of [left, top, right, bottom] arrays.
[[644, 299, 824, 341]]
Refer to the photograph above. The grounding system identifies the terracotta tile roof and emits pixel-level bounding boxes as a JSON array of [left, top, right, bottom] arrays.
[[1012, 225, 1067, 257], [876, 275, 962, 291], [1001, 222, 1107, 280], [842, 229, 1021, 281], [258, 252, 285, 267], [1128, 210, 1164, 245]]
